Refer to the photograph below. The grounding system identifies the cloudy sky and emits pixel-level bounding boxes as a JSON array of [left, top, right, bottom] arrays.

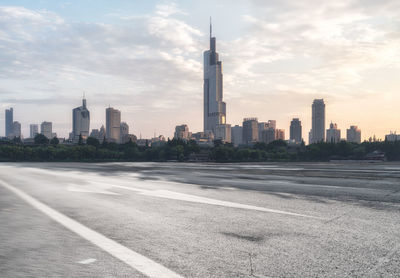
[[1, 0, 400, 141]]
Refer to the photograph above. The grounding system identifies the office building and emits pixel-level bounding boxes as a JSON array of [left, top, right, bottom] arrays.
[[30, 124, 39, 138], [174, 124, 191, 140], [261, 128, 276, 144], [203, 21, 226, 135], [215, 124, 231, 143], [90, 125, 106, 142], [275, 129, 285, 141], [347, 126, 361, 143], [5, 108, 13, 138], [326, 122, 341, 143], [290, 118, 302, 143], [310, 99, 325, 143], [385, 132, 400, 142], [11, 121, 21, 138], [243, 118, 258, 144], [231, 125, 243, 146], [72, 97, 90, 142], [106, 107, 121, 143], [41, 122, 53, 139]]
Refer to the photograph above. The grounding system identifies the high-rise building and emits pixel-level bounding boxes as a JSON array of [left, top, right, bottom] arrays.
[[215, 124, 231, 143], [174, 124, 191, 140], [326, 122, 341, 143], [120, 122, 129, 137], [120, 122, 133, 144], [41, 121, 53, 139], [347, 126, 361, 143], [72, 98, 90, 142], [243, 118, 258, 144], [30, 124, 39, 138], [12, 121, 21, 138], [106, 107, 121, 143], [203, 21, 226, 135], [261, 128, 276, 144], [310, 99, 325, 143], [231, 125, 243, 146], [275, 129, 285, 141], [290, 118, 302, 143], [5, 108, 13, 138]]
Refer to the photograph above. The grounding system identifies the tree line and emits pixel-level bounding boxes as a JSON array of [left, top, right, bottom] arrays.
[[0, 134, 399, 162]]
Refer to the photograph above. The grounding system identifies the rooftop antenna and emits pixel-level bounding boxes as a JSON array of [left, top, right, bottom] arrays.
[[210, 16, 212, 39]]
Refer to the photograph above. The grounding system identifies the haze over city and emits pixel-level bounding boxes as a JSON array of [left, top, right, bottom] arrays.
[[1, 0, 400, 141]]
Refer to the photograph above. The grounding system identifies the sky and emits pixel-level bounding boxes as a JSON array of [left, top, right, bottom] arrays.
[[1, 0, 400, 141]]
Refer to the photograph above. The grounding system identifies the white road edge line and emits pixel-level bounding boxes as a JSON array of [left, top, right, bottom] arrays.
[[0, 180, 183, 278]]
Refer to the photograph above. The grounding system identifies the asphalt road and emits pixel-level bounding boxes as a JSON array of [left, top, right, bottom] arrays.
[[1, 162, 399, 277]]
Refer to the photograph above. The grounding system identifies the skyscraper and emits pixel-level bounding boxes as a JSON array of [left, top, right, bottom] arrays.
[[12, 121, 21, 138], [310, 99, 325, 143], [326, 122, 341, 143], [41, 121, 53, 139], [106, 107, 121, 143], [30, 124, 39, 138], [215, 124, 231, 143], [203, 21, 226, 135], [231, 125, 243, 146], [5, 108, 13, 138], [242, 118, 258, 144], [290, 118, 302, 143], [347, 126, 361, 143], [72, 97, 90, 142]]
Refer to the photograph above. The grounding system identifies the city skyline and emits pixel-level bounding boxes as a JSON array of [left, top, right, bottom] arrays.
[[1, 1, 400, 141]]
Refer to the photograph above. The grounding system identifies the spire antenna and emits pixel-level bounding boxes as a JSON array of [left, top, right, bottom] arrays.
[[210, 16, 212, 39]]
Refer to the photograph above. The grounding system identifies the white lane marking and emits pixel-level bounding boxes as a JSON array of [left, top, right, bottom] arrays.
[[0, 180, 183, 278], [67, 185, 120, 195], [109, 184, 319, 219], [78, 258, 97, 264]]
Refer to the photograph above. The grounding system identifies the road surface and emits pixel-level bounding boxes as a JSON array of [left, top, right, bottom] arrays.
[[1, 162, 399, 277]]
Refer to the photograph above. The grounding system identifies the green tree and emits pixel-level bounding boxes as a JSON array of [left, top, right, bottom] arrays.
[[34, 134, 49, 145], [50, 137, 59, 146], [86, 137, 100, 148]]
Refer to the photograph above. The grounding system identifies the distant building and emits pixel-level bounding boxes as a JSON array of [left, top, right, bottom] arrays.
[[347, 126, 361, 143], [5, 108, 13, 138], [203, 21, 226, 135], [275, 129, 285, 141], [121, 134, 137, 144], [72, 98, 90, 142], [214, 124, 231, 143], [174, 124, 192, 140], [243, 118, 258, 144], [385, 132, 400, 142], [231, 125, 243, 146], [120, 122, 129, 137], [261, 128, 275, 144], [90, 125, 106, 142], [310, 99, 325, 143], [106, 107, 121, 143], [30, 124, 39, 138], [191, 131, 214, 145], [12, 121, 21, 138], [290, 118, 302, 143], [40, 122, 53, 139], [326, 122, 341, 143]]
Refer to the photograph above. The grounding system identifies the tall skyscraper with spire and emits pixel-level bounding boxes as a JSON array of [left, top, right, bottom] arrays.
[[203, 19, 226, 135]]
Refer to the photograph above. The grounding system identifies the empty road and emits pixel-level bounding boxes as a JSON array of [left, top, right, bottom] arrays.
[[1, 162, 400, 277]]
